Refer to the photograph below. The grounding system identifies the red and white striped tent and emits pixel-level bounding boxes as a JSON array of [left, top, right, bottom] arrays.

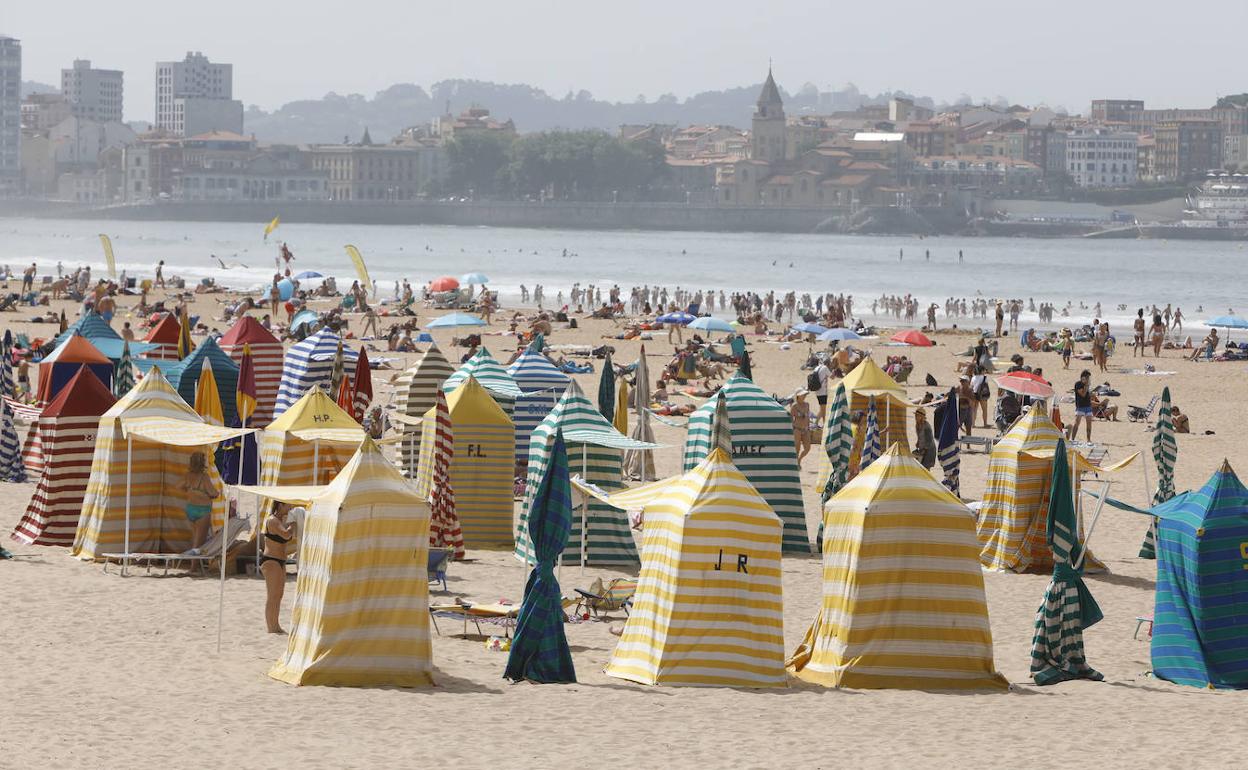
[[218, 315, 283, 427], [143, 314, 181, 360], [12, 366, 117, 546]]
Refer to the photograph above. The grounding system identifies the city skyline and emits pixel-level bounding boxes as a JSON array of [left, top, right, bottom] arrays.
[[5, 0, 1248, 121]]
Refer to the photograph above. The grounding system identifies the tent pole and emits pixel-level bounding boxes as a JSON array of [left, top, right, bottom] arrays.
[[220, 432, 242, 653], [123, 435, 132, 577], [313, 438, 320, 485], [1076, 480, 1112, 571], [581, 443, 588, 575]]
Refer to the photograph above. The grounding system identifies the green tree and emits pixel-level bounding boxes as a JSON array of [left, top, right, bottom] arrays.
[[445, 132, 514, 197]]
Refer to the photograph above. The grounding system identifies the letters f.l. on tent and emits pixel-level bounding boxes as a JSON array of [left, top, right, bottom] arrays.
[[604, 448, 786, 688], [416, 376, 514, 550], [1152, 461, 1248, 689], [218, 315, 283, 427], [442, 347, 523, 458], [788, 444, 1008, 690], [683, 373, 809, 553], [269, 437, 433, 687], [11, 367, 116, 546], [391, 343, 455, 477]]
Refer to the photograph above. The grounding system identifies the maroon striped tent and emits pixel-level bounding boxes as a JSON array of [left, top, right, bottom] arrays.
[[218, 315, 283, 427], [12, 366, 116, 546]]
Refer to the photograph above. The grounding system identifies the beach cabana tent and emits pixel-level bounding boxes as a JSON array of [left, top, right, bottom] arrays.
[[142, 313, 182, 360], [218, 315, 283, 427], [50, 311, 153, 361], [273, 327, 358, 418], [71, 368, 251, 560], [269, 437, 433, 687], [416, 376, 514, 550], [683, 373, 809, 553], [165, 337, 241, 428], [12, 367, 116, 546], [818, 358, 908, 487], [260, 386, 363, 498], [788, 445, 1008, 690], [1152, 461, 1248, 689], [391, 343, 455, 477], [35, 334, 113, 406], [442, 348, 522, 450], [603, 448, 786, 687], [506, 348, 570, 464], [976, 403, 1130, 572], [515, 380, 657, 568]]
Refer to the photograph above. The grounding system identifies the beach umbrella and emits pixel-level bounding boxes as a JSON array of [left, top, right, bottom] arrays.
[[613, 379, 629, 436], [817, 328, 862, 342], [336, 370, 355, 418], [0, 400, 26, 483], [860, 397, 882, 470], [504, 433, 576, 684], [1029, 439, 1104, 685], [429, 276, 460, 292], [1205, 315, 1248, 329], [623, 345, 655, 481], [113, 340, 135, 398], [890, 329, 934, 347], [936, 387, 961, 497], [656, 311, 694, 325], [709, 391, 733, 455], [816, 383, 853, 550], [0, 339, 13, 400], [995, 371, 1054, 399], [329, 338, 345, 395], [177, 305, 194, 360], [426, 312, 486, 329], [597, 353, 615, 423], [194, 359, 224, 427], [58, 310, 67, 335], [428, 390, 464, 559], [792, 322, 828, 336], [352, 346, 373, 421], [1140, 386, 1177, 559], [460, 272, 490, 285], [236, 343, 257, 427], [688, 316, 735, 333], [293, 270, 323, 280]]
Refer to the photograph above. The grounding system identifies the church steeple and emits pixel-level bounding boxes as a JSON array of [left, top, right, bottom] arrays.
[[751, 64, 786, 162], [756, 66, 783, 117]]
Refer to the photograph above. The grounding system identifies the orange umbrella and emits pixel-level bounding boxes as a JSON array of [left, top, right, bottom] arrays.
[[429, 276, 460, 292], [890, 330, 933, 347]]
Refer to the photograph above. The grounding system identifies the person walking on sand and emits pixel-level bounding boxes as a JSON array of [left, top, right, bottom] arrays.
[[1150, 313, 1167, 357], [1132, 309, 1145, 357], [21, 262, 36, 294], [261, 502, 297, 634], [1069, 370, 1094, 442], [155, 260, 165, 288]]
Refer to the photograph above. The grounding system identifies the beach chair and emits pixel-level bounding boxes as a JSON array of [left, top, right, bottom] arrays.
[[429, 599, 520, 638], [1127, 395, 1159, 423], [1134, 613, 1154, 640], [428, 547, 453, 592], [102, 517, 252, 577], [574, 577, 638, 618]]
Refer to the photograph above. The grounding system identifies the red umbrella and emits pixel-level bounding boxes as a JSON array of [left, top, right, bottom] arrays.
[[995, 371, 1054, 398], [429, 276, 460, 292], [890, 330, 934, 347]]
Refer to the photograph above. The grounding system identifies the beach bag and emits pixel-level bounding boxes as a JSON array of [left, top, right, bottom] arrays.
[[975, 377, 990, 400], [806, 369, 822, 392]]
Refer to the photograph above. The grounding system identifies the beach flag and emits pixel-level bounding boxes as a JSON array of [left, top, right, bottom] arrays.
[[263, 216, 280, 240], [194, 359, 224, 427], [177, 306, 194, 360], [428, 390, 463, 559], [505, 433, 576, 684], [336, 371, 355, 418], [597, 353, 615, 423], [1029, 440, 1103, 685], [0, 400, 26, 482], [352, 346, 372, 421], [1140, 387, 1176, 559], [613, 379, 629, 436], [236, 343, 257, 427], [113, 340, 135, 398], [937, 388, 961, 497], [861, 397, 881, 470], [344, 245, 372, 297], [98, 234, 116, 278]]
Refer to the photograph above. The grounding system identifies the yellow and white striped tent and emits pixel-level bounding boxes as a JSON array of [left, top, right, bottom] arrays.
[[819, 357, 910, 487], [72, 368, 250, 559], [604, 448, 786, 688], [416, 376, 514, 550], [788, 444, 1008, 690], [259, 387, 363, 504], [269, 437, 433, 687], [391, 343, 455, 477], [976, 403, 1132, 572]]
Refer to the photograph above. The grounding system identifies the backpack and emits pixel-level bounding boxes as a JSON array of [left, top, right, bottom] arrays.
[[806, 369, 822, 392], [975, 377, 990, 400]]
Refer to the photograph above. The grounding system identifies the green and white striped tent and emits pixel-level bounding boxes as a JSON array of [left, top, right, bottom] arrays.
[[683, 373, 810, 554], [443, 347, 523, 452], [392, 343, 455, 477], [515, 380, 658, 568]]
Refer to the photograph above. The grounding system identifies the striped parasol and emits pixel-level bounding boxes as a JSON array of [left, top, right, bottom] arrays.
[[329, 338, 345, 395], [1140, 386, 1176, 559], [0, 399, 27, 482], [113, 340, 135, 398], [0, 336, 13, 399], [504, 433, 576, 684], [817, 383, 853, 550], [352, 346, 372, 421], [936, 387, 961, 497], [597, 352, 615, 423], [176, 305, 194, 360], [335, 370, 355, 418], [860, 397, 882, 470], [1029, 439, 1104, 685], [193, 359, 224, 427], [623, 345, 654, 480], [428, 390, 464, 559]]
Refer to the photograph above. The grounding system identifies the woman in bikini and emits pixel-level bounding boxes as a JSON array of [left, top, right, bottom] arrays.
[[181, 452, 218, 553], [789, 390, 813, 461], [261, 502, 297, 634], [1149, 313, 1167, 357]]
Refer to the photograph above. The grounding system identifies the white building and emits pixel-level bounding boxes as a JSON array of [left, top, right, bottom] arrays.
[[0, 36, 20, 192], [61, 59, 123, 123], [48, 116, 137, 168], [154, 52, 241, 136], [1225, 134, 1248, 170], [1064, 128, 1138, 188]]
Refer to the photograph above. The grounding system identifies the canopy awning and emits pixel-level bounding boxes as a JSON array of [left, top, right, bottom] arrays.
[[1020, 449, 1139, 474], [234, 483, 328, 505], [289, 427, 367, 444], [562, 428, 660, 450], [571, 474, 673, 511], [121, 419, 255, 446]]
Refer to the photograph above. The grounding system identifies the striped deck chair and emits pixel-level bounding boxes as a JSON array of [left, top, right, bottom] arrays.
[[574, 577, 637, 618]]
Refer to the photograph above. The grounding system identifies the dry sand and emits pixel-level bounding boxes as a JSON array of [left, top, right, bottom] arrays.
[[4, 286, 1248, 768]]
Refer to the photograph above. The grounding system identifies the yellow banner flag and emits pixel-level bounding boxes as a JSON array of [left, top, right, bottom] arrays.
[[344, 245, 372, 296], [98, 234, 117, 278], [263, 216, 280, 240]]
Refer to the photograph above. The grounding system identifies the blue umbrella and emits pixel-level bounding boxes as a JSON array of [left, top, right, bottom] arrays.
[[427, 312, 487, 329], [461, 272, 490, 285], [416, 332, 434, 343], [656, 311, 694, 325], [936, 388, 961, 496], [792, 322, 828, 335], [504, 433, 576, 683], [290, 309, 320, 335], [818, 328, 863, 342], [688, 316, 735, 333], [293, 270, 324, 280], [1205, 315, 1248, 329]]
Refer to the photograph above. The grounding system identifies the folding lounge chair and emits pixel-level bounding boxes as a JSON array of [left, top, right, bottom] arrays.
[[103, 517, 252, 576], [1127, 395, 1159, 423], [428, 547, 452, 592], [574, 577, 638, 618], [429, 599, 520, 638]]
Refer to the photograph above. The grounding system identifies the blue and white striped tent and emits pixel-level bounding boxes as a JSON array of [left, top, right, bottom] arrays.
[[506, 349, 570, 464], [165, 337, 241, 427], [273, 327, 358, 418], [444, 347, 523, 454], [0, 399, 27, 482]]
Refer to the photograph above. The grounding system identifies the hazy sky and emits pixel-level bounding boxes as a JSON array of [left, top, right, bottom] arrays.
[[5, 0, 1247, 121]]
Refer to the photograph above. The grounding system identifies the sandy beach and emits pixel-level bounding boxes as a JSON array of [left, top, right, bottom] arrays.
[[3, 282, 1247, 769]]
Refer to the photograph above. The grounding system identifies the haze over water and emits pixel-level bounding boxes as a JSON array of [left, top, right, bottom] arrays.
[[3, 217, 1244, 328]]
